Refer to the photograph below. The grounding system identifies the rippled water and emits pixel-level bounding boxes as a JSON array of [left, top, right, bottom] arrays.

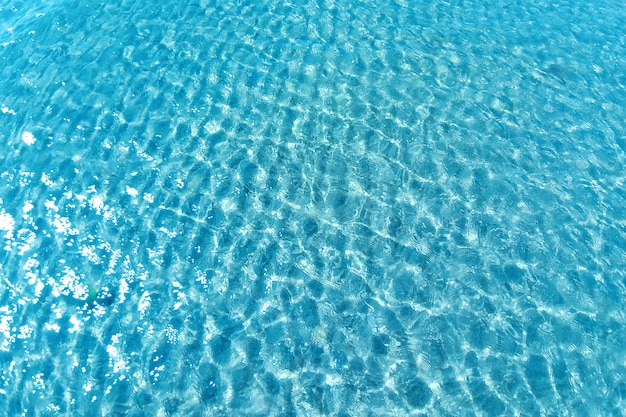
[[1, 0, 625, 415]]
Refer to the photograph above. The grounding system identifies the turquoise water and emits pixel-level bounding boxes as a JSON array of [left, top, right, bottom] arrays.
[[1, 0, 625, 415]]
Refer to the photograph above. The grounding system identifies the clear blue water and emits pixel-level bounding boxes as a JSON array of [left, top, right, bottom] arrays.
[[1, 0, 625, 415]]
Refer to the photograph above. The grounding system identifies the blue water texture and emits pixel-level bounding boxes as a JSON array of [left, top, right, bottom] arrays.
[[1, 0, 625, 415]]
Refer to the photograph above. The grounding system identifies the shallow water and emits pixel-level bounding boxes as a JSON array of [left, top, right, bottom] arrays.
[[1, 0, 625, 415]]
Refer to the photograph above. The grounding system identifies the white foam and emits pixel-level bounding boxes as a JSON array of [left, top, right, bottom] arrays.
[[21, 131, 36, 145], [18, 229, 36, 255], [44, 199, 58, 212], [125, 186, 138, 197], [41, 172, 55, 186], [23, 257, 39, 282], [34, 279, 44, 298], [89, 196, 105, 213], [51, 267, 89, 300], [88, 195, 116, 221], [0, 210, 15, 239], [118, 278, 128, 303], [106, 336, 128, 373], [80, 245, 100, 264], [23, 201, 34, 214], [165, 324, 178, 343], [0, 314, 13, 348], [52, 215, 79, 235], [137, 291, 151, 315], [143, 193, 154, 203], [45, 322, 61, 332], [17, 325, 33, 339]]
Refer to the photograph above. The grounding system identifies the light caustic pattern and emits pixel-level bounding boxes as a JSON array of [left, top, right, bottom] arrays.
[[1, 0, 626, 416]]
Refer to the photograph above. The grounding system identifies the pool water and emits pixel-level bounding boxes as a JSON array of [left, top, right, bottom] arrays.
[[1, 0, 625, 415]]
